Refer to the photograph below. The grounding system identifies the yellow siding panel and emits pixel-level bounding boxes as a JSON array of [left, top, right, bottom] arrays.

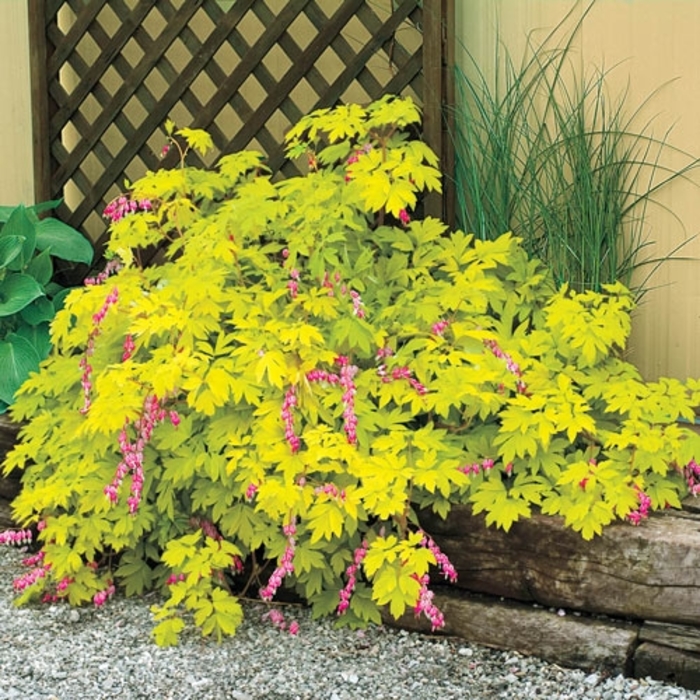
[[458, 0, 700, 380], [0, 1, 34, 206]]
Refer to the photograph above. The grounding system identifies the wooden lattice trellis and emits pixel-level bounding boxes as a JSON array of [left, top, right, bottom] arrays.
[[29, 0, 454, 257]]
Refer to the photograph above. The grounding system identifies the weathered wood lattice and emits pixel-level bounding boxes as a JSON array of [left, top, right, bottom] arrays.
[[29, 0, 453, 256]]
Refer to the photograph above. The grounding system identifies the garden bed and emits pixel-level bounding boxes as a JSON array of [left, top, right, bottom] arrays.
[[2, 409, 700, 689], [393, 502, 700, 690]]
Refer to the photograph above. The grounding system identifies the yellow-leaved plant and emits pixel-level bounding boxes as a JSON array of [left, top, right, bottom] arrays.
[[3, 95, 700, 645]]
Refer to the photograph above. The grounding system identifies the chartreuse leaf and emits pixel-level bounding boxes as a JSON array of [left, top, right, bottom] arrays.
[[470, 479, 531, 532], [372, 560, 421, 619], [5, 95, 697, 648], [307, 500, 345, 543], [195, 588, 244, 641], [176, 127, 214, 156], [152, 617, 186, 647]]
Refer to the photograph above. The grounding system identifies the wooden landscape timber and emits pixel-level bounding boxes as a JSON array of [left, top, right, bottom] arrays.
[[392, 502, 700, 690]]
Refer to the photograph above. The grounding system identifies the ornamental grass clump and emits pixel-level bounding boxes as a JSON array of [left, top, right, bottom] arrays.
[[2, 96, 700, 646], [451, 1, 700, 297]]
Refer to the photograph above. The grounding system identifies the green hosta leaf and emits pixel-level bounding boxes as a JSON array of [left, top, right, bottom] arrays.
[[20, 296, 55, 326], [15, 322, 51, 360], [1, 206, 36, 269], [29, 199, 63, 216], [0, 334, 41, 404], [0, 273, 44, 316], [0, 235, 24, 268], [36, 218, 94, 264], [0, 205, 17, 223], [26, 248, 53, 286]]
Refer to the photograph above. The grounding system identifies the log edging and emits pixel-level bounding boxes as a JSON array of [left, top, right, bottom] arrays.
[[398, 503, 700, 690]]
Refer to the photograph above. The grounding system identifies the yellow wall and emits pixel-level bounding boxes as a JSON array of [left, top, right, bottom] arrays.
[[458, 1, 700, 381], [0, 0, 34, 206]]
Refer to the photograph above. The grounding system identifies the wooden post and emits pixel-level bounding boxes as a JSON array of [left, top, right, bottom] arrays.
[[28, 0, 51, 206], [422, 0, 455, 226], [0, 0, 35, 205]]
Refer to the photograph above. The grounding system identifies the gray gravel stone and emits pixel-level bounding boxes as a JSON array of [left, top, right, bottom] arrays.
[[0, 546, 699, 700]]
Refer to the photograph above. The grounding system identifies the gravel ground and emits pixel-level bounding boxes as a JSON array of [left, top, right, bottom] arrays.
[[0, 546, 698, 700]]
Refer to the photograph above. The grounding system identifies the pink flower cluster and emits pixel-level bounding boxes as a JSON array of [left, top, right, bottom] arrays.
[[122, 334, 136, 362], [413, 573, 445, 631], [245, 483, 258, 501], [93, 581, 116, 607], [287, 268, 300, 299], [231, 555, 244, 574], [80, 286, 119, 414], [307, 368, 340, 385], [398, 209, 411, 226], [314, 483, 346, 501], [84, 258, 123, 287], [349, 290, 365, 318], [457, 458, 495, 476], [104, 395, 179, 513], [337, 539, 368, 615], [13, 552, 51, 592], [321, 271, 340, 295], [684, 459, 700, 496], [306, 358, 359, 445], [628, 487, 652, 525], [281, 385, 301, 453], [263, 607, 299, 635], [103, 195, 152, 224], [383, 365, 427, 396], [21, 550, 45, 567], [344, 143, 373, 181], [337, 356, 359, 445], [41, 575, 75, 603], [484, 339, 527, 394], [259, 522, 296, 602], [0, 529, 32, 546], [431, 319, 450, 337], [419, 532, 457, 583], [166, 573, 186, 586]]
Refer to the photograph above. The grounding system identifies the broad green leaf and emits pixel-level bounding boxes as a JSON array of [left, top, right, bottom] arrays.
[[26, 248, 53, 286], [0, 273, 44, 316], [20, 297, 55, 326], [1, 206, 36, 269], [36, 218, 94, 264], [14, 322, 52, 359], [0, 235, 24, 268], [0, 335, 41, 404]]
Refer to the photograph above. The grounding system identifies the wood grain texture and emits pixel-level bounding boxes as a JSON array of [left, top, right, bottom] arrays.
[[391, 589, 639, 674], [419, 504, 700, 625]]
